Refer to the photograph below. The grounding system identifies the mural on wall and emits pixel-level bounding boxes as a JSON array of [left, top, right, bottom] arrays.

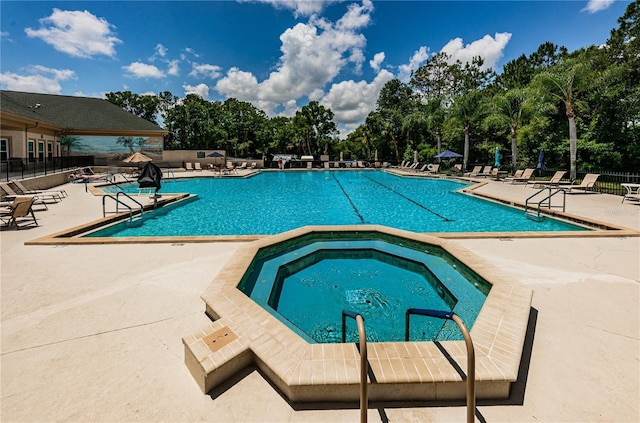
[[70, 136, 163, 162]]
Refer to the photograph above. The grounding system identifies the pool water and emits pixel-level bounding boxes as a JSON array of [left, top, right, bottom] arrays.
[[89, 171, 586, 237], [238, 233, 490, 343]]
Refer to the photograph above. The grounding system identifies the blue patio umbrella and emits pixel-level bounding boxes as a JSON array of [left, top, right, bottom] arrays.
[[494, 147, 501, 168], [434, 150, 463, 159], [207, 151, 224, 158], [536, 149, 545, 170]]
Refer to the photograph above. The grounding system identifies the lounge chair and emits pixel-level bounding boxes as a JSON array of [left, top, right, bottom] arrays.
[[185, 162, 194, 171], [408, 162, 419, 170], [508, 168, 535, 184], [12, 180, 67, 198], [0, 197, 38, 229], [194, 162, 203, 171], [478, 166, 493, 177], [529, 171, 567, 188], [464, 166, 483, 177], [250, 162, 257, 170], [621, 183, 640, 203], [357, 161, 365, 168], [561, 174, 600, 193], [426, 164, 440, 174], [0, 182, 58, 205], [414, 164, 428, 173], [237, 162, 248, 170], [226, 161, 238, 174]]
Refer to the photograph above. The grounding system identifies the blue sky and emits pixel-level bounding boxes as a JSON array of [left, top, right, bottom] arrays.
[[0, 0, 631, 135]]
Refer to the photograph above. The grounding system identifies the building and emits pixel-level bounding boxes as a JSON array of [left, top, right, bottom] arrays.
[[0, 90, 167, 173]]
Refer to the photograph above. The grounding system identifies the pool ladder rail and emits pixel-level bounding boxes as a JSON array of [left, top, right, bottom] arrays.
[[342, 308, 477, 423], [524, 187, 566, 221], [102, 191, 145, 223]]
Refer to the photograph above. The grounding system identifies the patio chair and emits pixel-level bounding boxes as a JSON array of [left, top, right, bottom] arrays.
[[0, 182, 54, 207], [464, 165, 483, 177], [0, 197, 38, 229], [508, 168, 535, 184], [185, 162, 194, 171], [237, 162, 248, 170], [194, 162, 203, 171], [478, 166, 493, 177], [561, 174, 600, 193], [426, 164, 440, 174], [12, 180, 67, 199], [529, 171, 567, 188]]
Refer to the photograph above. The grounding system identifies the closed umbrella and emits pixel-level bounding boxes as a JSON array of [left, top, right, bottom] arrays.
[[536, 149, 545, 170], [494, 147, 501, 168], [414, 150, 418, 163]]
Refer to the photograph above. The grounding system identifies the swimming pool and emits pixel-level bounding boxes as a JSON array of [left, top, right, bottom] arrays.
[[89, 171, 585, 237], [238, 232, 490, 343]]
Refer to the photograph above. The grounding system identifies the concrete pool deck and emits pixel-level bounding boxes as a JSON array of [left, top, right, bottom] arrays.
[[1, 173, 639, 422]]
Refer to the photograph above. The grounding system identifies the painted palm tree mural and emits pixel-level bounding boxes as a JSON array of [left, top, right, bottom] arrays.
[[58, 135, 163, 164]]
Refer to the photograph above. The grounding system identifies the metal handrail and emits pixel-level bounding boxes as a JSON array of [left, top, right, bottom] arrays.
[[405, 308, 476, 423], [102, 194, 133, 221], [525, 187, 566, 219], [116, 191, 144, 216], [342, 310, 368, 423]]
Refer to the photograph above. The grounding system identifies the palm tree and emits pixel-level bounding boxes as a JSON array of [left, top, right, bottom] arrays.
[[59, 134, 81, 157], [448, 91, 488, 170], [491, 89, 532, 168], [534, 60, 584, 180]]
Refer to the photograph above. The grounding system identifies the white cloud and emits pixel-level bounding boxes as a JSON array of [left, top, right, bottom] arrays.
[[25, 8, 121, 58], [397, 46, 429, 83], [245, 0, 339, 17], [369, 52, 385, 72], [166, 60, 180, 76], [1, 31, 11, 42], [183, 83, 210, 99], [320, 69, 394, 126], [0, 65, 76, 93], [189, 63, 223, 79], [122, 62, 165, 79], [582, 0, 615, 13], [154, 43, 167, 58], [440, 32, 512, 70], [216, 0, 373, 107]]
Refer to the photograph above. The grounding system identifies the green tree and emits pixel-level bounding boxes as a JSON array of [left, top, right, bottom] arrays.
[[533, 59, 586, 180], [489, 88, 533, 168], [446, 90, 490, 170], [292, 101, 338, 157]]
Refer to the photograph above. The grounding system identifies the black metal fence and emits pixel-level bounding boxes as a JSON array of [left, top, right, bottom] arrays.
[[0, 156, 94, 182]]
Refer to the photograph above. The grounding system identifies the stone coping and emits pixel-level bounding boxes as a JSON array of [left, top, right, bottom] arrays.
[[183, 225, 534, 403]]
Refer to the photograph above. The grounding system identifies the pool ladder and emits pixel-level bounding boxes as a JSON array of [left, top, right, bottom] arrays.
[[405, 309, 476, 423], [524, 187, 566, 221], [102, 191, 145, 222], [342, 310, 368, 423], [342, 309, 476, 423]]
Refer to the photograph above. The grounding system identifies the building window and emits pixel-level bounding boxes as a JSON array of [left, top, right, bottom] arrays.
[[0, 138, 8, 161], [47, 142, 53, 159], [38, 141, 44, 161], [27, 140, 35, 161]]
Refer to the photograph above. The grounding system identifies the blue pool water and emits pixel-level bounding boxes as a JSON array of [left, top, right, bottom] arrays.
[[89, 171, 585, 237], [238, 233, 490, 343]]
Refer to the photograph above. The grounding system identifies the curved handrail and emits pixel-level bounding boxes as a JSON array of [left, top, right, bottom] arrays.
[[525, 187, 566, 219], [405, 308, 476, 423], [116, 191, 144, 216], [102, 194, 133, 221], [342, 309, 368, 423]]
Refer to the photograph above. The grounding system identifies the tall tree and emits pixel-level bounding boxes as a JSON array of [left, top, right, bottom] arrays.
[[292, 101, 338, 157], [534, 59, 586, 180], [447, 90, 489, 170], [490, 88, 533, 168]]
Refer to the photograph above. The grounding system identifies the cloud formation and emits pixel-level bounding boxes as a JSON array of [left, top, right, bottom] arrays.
[[440, 32, 512, 70], [0, 65, 76, 93], [583, 0, 615, 14], [244, 0, 338, 17], [123, 62, 165, 79], [24, 8, 121, 58]]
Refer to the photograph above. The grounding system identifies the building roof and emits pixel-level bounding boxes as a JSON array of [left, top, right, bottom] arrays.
[[0, 90, 166, 134]]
